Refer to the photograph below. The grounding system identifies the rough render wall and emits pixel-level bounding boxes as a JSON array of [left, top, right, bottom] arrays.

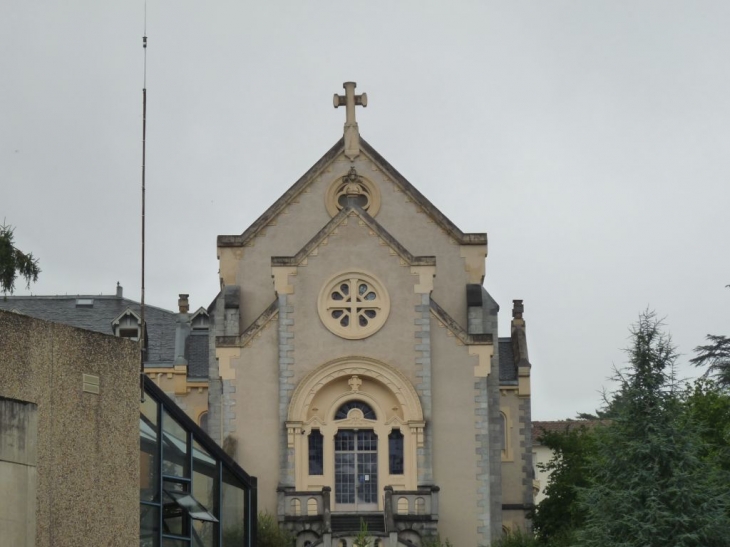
[[227, 151, 474, 334], [430, 317, 481, 547], [0, 398, 38, 547], [0, 311, 138, 547]]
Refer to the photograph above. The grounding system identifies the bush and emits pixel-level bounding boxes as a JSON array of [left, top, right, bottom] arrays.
[[257, 512, 294, 547], [491, 528, 537, 547]]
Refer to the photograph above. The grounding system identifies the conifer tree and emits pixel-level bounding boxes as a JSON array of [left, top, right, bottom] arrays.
[[576, 312, 730, 547], [0, 223, 40, 295]]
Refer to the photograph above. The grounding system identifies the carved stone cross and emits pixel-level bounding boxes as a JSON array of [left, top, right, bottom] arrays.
[[348, 375, 362, 392], [334, 82, 367, 160]]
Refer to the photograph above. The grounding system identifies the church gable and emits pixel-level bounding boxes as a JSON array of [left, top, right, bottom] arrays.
[[218, 143, 487, 331]]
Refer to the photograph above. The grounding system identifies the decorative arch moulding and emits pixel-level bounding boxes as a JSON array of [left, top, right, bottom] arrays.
[[287, 356, 424, 425]]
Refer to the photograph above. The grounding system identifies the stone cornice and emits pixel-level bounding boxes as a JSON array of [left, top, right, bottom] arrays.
[[215, 299, 279, 348]]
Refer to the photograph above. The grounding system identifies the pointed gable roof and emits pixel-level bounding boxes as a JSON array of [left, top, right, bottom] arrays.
[[217, 137, 487, 249], [271, 204, 436, 267]]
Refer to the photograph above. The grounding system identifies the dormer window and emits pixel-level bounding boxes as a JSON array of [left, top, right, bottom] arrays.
[[112, 309, 142, 341], [76, 298, 94, 308], [190, 308, 209, 330]]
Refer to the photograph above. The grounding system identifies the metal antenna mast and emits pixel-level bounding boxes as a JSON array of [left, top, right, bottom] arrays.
[[140, 2, 148, 399]]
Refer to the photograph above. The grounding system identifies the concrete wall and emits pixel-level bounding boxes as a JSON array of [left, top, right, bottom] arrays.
[[0, 310, 139, 547], [0, 398, 38, 547]]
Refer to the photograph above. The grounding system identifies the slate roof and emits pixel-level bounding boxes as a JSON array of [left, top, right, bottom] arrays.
[[499, 337, 517, 384], [0, 294, 177, 365], [186, 331, 209, 379]]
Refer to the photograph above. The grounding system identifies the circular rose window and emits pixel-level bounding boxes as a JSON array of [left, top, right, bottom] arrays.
[[318, 272, 390, 339]]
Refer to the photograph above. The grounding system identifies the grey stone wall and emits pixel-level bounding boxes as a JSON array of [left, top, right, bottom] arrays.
[[414, 293, 433, 485], [278, 294, 296, 487], [483, 288, 504, 543]]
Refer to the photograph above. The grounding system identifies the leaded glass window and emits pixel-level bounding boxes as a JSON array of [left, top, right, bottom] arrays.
[[335, 400, 376, 420]]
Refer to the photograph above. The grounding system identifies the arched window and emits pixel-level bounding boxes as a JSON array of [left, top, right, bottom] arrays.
[[335, 400, 376, 420], [199, 412, 208, 433]]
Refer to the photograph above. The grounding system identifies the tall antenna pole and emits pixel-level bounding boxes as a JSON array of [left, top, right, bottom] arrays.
[[140, 2, 148, 400]]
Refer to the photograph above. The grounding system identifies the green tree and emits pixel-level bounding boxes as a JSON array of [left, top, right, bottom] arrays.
[[0, 223, 40, 295], [683, 378, 730, 472], [691, 335, 730, 387], [531, 424, 596, 546], [576, 312, 730, 547]]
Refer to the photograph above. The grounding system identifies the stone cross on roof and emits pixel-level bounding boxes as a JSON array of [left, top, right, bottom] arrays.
[[334, 81, 367, 160]]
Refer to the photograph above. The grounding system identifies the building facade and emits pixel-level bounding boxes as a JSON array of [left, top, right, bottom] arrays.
[[0, 285, 211, 427], [206, 83, 534, 546]]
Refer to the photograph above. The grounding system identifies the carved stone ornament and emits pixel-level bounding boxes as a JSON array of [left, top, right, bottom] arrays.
[[324, 167, 381, 217]]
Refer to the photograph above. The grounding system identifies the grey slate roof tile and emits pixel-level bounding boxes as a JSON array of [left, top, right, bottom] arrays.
[[0, 295, 177, 364], [186, 332, 209, 379], [499, 336, 517, 384]]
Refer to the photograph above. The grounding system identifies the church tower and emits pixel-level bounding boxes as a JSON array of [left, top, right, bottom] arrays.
[[207, 83, 532, 546]]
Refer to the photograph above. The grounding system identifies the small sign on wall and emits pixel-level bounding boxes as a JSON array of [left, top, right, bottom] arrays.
[[83, 373, 100, 394]]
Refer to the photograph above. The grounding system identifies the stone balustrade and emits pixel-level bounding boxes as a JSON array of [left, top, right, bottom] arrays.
[[277, 486, 332, 533]]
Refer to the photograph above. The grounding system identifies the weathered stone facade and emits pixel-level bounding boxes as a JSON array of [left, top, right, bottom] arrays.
[[207, 85, 533, 546]]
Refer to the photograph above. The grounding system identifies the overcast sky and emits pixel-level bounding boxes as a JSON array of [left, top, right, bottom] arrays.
[[3, 1, 729, 420]]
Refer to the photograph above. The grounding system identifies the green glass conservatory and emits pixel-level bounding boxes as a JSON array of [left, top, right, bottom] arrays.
[[140, 376, 257, 546]]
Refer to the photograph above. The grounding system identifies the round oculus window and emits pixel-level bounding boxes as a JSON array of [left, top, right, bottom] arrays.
[[318, 272, 390, 339]]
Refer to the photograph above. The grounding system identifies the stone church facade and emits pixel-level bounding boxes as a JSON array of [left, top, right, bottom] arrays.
[[206, 83, 534, 546]]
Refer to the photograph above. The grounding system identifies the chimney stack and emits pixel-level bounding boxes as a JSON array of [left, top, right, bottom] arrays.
[[116, 282, 123, 298], [178, 294, 190, 314]]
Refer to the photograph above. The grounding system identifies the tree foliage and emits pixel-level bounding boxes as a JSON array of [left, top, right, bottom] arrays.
[[531, 424, 596, 546], [691, 335, 730, 387], [0, 223, 40, 295], [576, 312, 730, 547], [256, 512, 294, 547]]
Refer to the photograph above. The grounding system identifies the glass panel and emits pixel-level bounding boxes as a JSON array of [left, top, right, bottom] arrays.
[[334, 430, 355, 451], [335, 453, 355, 504], [358, 452, 378, 504], [308, 430, 324, 475], [221, 468, 246, 547], [165, 490, 218, 522], [389, 430, 404, 475], [162, 539, 190, 547], [162, 410, 188, 478], [192, 522, 215, 547], [140, 504, 160, 547], [193, 440, 216, 516], [335, 401, 376, 420], [141, 397, 160, 502], [162, 481, 188, 537]]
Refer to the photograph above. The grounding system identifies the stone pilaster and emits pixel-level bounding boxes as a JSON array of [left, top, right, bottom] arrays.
[[414, 292, 433, 485], [278, 294, 296, 487]]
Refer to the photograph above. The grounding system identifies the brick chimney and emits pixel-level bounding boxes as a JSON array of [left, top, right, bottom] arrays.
[[116, 282, 123, 298]]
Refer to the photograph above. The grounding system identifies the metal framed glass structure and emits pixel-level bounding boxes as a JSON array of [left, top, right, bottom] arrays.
[[140, 376, 257, 546]]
